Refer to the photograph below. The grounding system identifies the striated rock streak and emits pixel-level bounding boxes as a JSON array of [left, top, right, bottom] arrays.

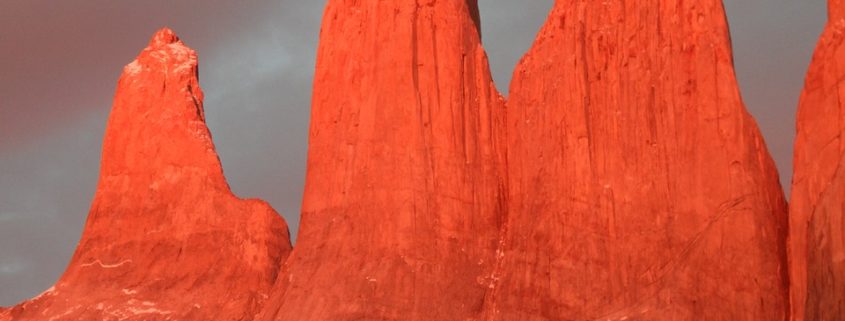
[[258, 1, 507, 320], [790, 2, 845, 320], [3, 28, 292, 321], [484, 1, 789, 320]]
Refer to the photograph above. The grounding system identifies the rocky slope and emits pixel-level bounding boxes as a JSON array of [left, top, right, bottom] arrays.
[[789, 2, 845, 320], [484, 1, 789, 320], [2, 29, 292, 321], [257, 1, 507, 320]]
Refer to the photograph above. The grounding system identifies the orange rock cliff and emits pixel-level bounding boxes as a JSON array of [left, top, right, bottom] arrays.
[[257, 1, 508, 320], [1, 29, 292, 321], [7, 0, 828, 320], [258, 1, 790, 321], [789, 1, 845, 320], [485, 1, 789, 320]]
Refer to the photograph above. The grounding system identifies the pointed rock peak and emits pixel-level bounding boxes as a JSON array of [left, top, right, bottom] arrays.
[[124, 28, 196, 78], [2, 28, 292, 321], [148, 27, 181, 48]]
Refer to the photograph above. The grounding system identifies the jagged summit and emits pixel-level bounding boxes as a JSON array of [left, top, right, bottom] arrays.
[[3, 28, 292, 321], [124, 28, 197, 81], [148, 27, 181, 47]]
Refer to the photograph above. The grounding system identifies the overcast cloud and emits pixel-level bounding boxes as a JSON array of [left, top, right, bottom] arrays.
[[0, 0, 826, 306]]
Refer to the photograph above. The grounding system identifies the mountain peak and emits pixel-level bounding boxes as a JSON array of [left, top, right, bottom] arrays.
[[148, 27, 181, 48], [123, 28, 195, 79], [3, 26, 292, 321]]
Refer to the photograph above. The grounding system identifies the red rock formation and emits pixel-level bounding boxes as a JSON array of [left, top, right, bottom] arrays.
[[483, 1, 789, 320], [832, 0, 845, 21], [258, 1, 507, 320], [789, 2, 845, 320], [3, 28, 292, 321]]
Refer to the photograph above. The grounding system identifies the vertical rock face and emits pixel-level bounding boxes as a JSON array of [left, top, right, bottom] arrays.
[[486, 1, 789, 320], [790, 3, 845, 320], [832, 0, 845, 21], [258, 1, 507, 320], [4, 29, 292, 321]]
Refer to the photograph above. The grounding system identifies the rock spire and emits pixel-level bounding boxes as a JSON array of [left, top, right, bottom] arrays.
[[3, 28, 292, 321]]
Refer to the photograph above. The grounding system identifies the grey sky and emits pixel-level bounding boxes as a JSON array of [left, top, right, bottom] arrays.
[[0, 0, 825, 306]]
